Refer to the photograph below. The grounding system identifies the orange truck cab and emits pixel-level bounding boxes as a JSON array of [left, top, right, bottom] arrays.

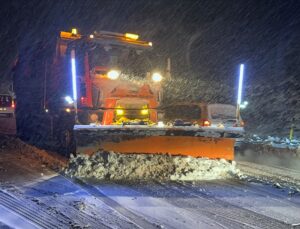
[[57, 29, 163, 125]]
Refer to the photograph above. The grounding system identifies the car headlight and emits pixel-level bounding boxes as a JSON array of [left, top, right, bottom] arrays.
[[107, 70, 120, 80], [151, 72, 162, 82]]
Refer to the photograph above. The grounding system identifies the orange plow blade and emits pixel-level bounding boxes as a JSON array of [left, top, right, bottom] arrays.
[[74, 126, 240, 160], [101, 136, 234, 160]]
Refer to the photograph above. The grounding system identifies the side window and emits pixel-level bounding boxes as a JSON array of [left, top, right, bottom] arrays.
[[0, 96, 12, 107], [165, 105, 201, 121]]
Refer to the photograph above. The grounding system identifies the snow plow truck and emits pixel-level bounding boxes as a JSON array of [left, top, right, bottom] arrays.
[[13, 28, 243, 160]]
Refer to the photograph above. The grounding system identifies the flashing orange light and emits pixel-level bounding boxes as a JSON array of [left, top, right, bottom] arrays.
[[71, 28, 77, 35], [60, 31, 81, 40], [125, 33, 139, 40]]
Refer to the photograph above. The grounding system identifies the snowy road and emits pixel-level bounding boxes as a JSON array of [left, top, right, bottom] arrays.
[[1, 145, 300, 228]]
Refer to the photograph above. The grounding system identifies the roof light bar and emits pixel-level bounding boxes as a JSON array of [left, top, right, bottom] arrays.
[[125, 33, 139, 40], [71, 28, 77, 35]]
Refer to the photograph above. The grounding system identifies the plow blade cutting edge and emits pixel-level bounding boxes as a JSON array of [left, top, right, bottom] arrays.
[[74, 126, 243, 161]]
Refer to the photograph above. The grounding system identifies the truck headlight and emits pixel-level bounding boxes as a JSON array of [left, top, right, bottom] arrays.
[[151, 72, 162, 82], [107, 70, 120, 80], [116, 109, 124, 116], [141, 109, 149, 115]]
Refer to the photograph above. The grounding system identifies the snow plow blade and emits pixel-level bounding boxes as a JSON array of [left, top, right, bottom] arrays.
[[74, 126, 243, 160]]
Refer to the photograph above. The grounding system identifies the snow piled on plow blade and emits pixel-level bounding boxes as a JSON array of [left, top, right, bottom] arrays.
[[65, 151, 240, 181]]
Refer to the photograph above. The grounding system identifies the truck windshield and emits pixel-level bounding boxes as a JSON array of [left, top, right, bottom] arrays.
[[0, 95, 12, 107], [89, 44, 152, 77]]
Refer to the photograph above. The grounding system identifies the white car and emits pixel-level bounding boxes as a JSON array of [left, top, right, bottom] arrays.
[[206, 103, 244, 131]]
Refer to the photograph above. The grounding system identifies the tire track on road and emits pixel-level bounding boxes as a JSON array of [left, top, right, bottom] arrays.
[[0, 190, 69, 229], [121, 181, 290, 229], [173, 181, 295, 229], [73, 179, 160, 229]]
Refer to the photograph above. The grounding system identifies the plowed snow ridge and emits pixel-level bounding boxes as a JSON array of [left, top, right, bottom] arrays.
[[65, 151, 240, 180]]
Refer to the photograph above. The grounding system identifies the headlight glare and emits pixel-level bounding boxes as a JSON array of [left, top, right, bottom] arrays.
[[151, 72, 162, 82], [107, 70, 120, 80]]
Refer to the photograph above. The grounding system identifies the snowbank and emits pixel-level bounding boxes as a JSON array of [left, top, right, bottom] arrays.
[[236, 139, 300, 172], [65, 151, 240, 181], [0, 134, 67, 170], [245, 135, 300, 149]]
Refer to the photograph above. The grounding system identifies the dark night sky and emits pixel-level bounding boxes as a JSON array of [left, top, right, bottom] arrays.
[[0, 0, 299, 89], [0, 0, 300, 136]]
